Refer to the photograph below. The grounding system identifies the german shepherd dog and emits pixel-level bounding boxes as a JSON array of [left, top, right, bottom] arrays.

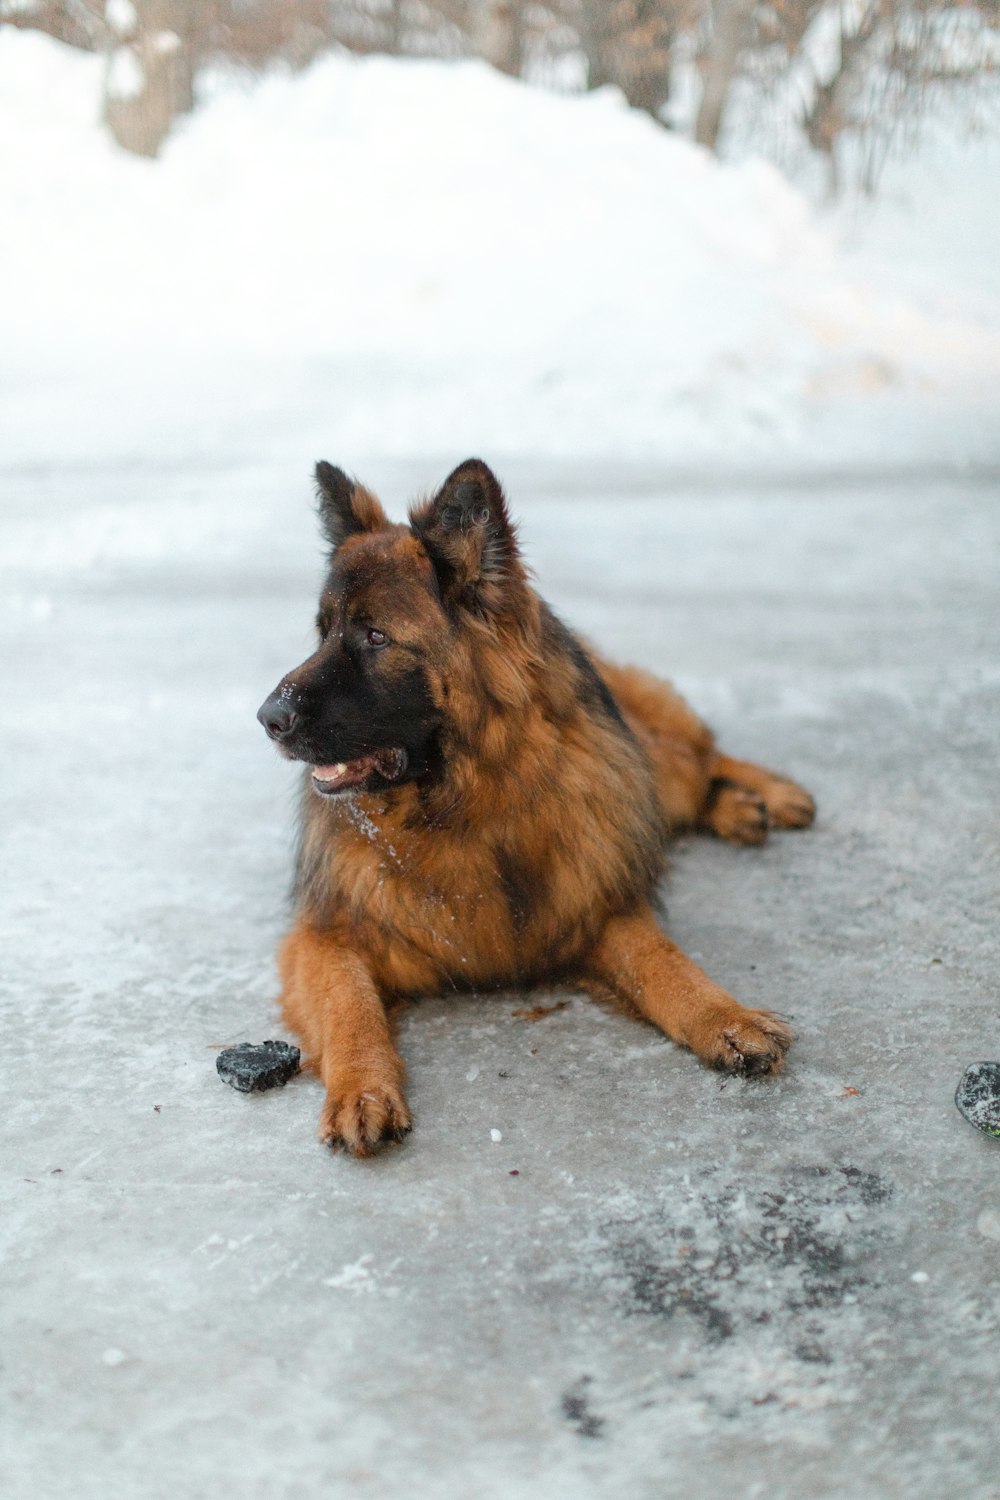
[[258, 459, 815, 1156]]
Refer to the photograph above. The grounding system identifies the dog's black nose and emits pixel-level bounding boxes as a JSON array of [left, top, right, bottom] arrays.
[[257, 696, 298, 741]]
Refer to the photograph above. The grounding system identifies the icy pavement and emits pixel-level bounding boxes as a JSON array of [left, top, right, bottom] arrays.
[[2, 459, 999, 1500]]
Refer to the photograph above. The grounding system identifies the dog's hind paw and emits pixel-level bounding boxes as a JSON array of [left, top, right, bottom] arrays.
[[318, 1080, 412, 1157], [705, 785, 770, 846], [764, 778, 816, 830]]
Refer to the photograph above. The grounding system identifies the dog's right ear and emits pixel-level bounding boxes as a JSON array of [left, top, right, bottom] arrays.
[[315, 461, 389, 551]]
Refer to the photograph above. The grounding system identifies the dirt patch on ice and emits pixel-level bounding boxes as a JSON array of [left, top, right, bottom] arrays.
[[601, 1164, 893, 1357]]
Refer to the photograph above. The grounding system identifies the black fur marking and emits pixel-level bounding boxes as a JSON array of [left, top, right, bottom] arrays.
[[541, 606, 629, 733], [495, 846, 536, 936], [265, 630, 443, 776], [703, 776, 740, 814]]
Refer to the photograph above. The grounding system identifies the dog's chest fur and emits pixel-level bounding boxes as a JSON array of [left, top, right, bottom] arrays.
[[301, 738, 664, 995]]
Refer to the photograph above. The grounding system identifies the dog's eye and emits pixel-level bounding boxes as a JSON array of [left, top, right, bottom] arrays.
[[366, 628, 389, 648]]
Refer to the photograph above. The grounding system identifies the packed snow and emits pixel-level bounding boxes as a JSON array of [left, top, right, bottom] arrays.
[[2, 29, 999, 472]]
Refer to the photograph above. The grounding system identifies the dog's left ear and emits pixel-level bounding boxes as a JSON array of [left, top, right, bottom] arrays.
[[409, 459, 524, 617]]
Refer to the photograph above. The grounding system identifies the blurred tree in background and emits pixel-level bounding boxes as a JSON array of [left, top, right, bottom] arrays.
[[1, 0, 333, 152], [2, 0, 997, 183]]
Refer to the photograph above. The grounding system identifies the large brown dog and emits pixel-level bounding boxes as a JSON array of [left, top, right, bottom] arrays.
[[258, 459, 815, 1155]]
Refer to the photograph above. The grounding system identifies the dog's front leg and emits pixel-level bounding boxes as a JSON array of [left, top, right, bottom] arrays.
[[583, 909, 792, 1077], [278, 923, 411, 1155]]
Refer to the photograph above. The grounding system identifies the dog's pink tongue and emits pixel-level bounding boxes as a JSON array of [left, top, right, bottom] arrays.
[[312, 761, 356, 786], [311, 749, 403, 789]]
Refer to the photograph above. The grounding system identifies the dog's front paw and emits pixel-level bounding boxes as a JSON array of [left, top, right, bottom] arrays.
[[701, 1007, 793, 1077], [318, 1076, 412, 1157]]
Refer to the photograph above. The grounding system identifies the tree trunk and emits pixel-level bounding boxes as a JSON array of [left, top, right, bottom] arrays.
[[384, 0, 406, 56], [470, 1, 524, 78], [577, 1, 674, 120], [801, 9, 878, 197], [102, 0, 196, 158], [1, 1, 106, 51], [694, 0, 750, 151]]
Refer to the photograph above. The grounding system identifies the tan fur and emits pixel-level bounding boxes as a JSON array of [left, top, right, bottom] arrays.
[[269, 465, 815, 1154], [599, 662, 816, 844]]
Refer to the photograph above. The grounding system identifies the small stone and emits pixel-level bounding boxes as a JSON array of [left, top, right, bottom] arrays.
[[101, 1348, 126, 1367], [216, 1040, 301, 1093], [490, 1128, 502, 1143], [955, 1062, 1000, 1138], [910, 1271, 929, 1284]]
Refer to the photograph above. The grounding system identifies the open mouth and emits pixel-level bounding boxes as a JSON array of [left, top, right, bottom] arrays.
[[310, 748, 407, 796]]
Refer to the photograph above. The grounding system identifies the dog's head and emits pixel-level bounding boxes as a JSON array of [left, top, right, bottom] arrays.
[[257, 458, 533, 797]]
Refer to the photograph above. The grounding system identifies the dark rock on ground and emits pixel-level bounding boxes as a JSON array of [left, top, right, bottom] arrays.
[[955, 1062, 1000, 1138], [216, 1040, 301, 1093]]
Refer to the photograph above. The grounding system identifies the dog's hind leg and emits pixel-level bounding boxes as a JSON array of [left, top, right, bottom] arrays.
[[596, 658, 815, 845], [595, 659, 718, 833], [278, 923, 411, 1156], [705, 754, 816, 833], [581, 907, 792, 1076]]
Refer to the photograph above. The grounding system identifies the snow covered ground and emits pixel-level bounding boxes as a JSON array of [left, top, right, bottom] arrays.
[[3, 32, 1000, 1500], [2, 30, 1000, 471]]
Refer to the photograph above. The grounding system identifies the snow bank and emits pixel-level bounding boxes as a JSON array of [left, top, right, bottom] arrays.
[[2, 30, 999, 470]]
